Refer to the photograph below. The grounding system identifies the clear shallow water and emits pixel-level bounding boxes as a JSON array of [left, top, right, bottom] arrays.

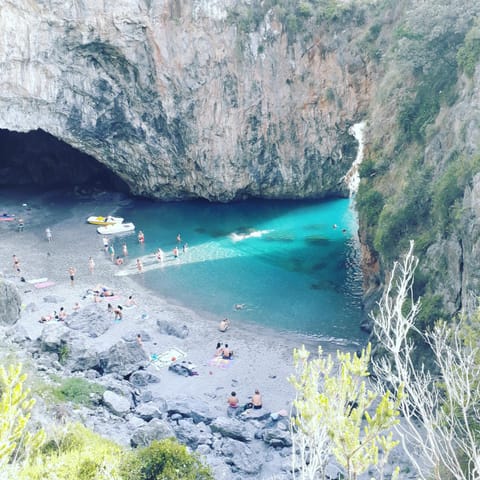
[[112, 197, 367, 343]]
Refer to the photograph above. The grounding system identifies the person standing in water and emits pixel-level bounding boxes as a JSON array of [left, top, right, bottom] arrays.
[[138, 231, 145, 243], [122, 243, 128, 257], [108, 244, 115, 262], [176, 233, 182, 244], [173, 246, 179, 258], [102, 237, 109, 252], [136, 258, 143, 272], [45, 228, 52, 242]]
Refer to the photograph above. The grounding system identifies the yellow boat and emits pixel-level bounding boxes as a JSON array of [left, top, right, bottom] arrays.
[[87, 216, 124, 226]]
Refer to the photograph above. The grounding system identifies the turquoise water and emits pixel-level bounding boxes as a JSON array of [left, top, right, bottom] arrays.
[[113, 197, 366, 343]]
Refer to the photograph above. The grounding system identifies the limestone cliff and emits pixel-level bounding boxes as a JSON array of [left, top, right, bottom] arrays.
[[0, 0, 373, 201]]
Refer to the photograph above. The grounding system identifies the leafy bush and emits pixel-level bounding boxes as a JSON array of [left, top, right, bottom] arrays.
[[18, 423, 123, 480], [457, 24, 480, 77], [120, 438, 213, 480], [355, 186, 384, 227], [52, 378, 105, 406]]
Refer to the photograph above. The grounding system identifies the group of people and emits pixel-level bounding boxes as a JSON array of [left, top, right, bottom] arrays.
[[215, 342, 233, 360], [39, 306, 68, 323], [227, 389, 262, 415]]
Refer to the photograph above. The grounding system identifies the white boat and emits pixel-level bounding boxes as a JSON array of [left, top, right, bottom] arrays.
[[97, 222, 135, 235], [87, 215, 124, 225]]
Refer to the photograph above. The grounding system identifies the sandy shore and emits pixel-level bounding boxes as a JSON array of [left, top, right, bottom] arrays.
[[0, 190, 362, 418]]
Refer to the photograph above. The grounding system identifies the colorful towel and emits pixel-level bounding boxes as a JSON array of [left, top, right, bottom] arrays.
[[151, 347, 186, 370], [28, 277, 48, 285], [34, 281, 56, 289], [208, 356, 234, 369]]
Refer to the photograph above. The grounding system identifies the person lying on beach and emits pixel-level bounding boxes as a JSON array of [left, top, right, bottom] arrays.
[[219, 318, 230, 332], [39, 312, 54, 323], [58, 307, 67, 321], [72, 302, 80, 311], [222, 344, 233, 359]]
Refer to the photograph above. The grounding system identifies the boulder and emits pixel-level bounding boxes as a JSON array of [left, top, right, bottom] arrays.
[[173, 419, 213, 448], [129, 370, 160, 387], [210, 417, 255, 442], [66, 304, 112, 337], [130, 418, 176, 447], [99, 340, 149, 376], [219, 438, 264, 475], [167, 396, 214, 424], [102, 390, 132, 417], [261, 425, 292, 448], [156, 319, 189, 339], [66, 336, 100, 372], [0, 279, 21, 326], [39, 322, 71, 351], [134, 403, 164, 421]]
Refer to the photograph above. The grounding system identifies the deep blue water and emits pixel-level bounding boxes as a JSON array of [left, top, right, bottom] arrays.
[[111, 197, 366, 343]]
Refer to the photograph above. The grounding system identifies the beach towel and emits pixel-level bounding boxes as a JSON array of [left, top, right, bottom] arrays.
[[34, 281, 56, 289], [208, 356, 234, 369], [151, 347, 186, 370], [27, 277, 48, 285]]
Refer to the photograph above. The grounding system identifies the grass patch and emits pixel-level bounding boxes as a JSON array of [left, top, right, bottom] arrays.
[[51, 377, 105, 407]]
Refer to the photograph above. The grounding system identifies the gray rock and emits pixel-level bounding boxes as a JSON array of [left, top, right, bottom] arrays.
[[5, 324, 31, 343], [220, 438, 264, 475], [174, 419, 213, 448], [167, 396, 214, 424], [129, 370, 160, 387], [0, 279, 21, 326], [65, 336, 100, 372], [66, 304, 112, 337], [130, 418, 176, 448], [40, 322, 70, 351], [134, 403, 163, 421], [157, 319, 189, 339], [99, 340, 149, 376], [102, 390, 132, 417], [210, 417, 255, 442], [43, 295, 65, 303]]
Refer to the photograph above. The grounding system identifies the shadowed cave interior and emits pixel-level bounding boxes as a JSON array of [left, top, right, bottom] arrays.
[[0, 129, 129, 193]]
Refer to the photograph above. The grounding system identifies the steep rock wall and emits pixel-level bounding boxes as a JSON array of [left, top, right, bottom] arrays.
[[0, 0, 373, 200]]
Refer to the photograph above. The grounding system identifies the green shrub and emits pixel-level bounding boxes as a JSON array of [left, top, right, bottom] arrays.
[[355, 186, 384, 227], [457, 24, 480, 77], [52, 378, 105, 406], [18, 423, 123, 480], [120, 438, 213, 480]]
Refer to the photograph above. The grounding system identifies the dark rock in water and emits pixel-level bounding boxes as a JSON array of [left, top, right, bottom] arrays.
[[157, 319, 189, 338], [66, 304, 111, 337], [99, 340, 149, 376], [0, 279, 21, 325], [130, 418, 176, 448]]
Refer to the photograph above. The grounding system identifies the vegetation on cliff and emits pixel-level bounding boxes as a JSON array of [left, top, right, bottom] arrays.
[[355, 0, 480, 324]]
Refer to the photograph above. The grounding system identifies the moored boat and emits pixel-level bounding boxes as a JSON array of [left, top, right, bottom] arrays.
[[87, 215, 124, 225], [97, 222, 135, 235]]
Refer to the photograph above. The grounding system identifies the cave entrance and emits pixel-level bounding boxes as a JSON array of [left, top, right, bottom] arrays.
[[0, 129, 129, 193]]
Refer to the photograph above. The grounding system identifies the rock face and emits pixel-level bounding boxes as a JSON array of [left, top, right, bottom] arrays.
[[0, 279, 21, 326], [0, 1, 373, 201]]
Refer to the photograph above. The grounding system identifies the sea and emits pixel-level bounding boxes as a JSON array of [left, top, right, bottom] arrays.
[[113, 196, 367, 344], [0, 187, 367, 346]]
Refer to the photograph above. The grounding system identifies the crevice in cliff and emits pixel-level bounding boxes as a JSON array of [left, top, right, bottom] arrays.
[[0, 129, 129, 193]]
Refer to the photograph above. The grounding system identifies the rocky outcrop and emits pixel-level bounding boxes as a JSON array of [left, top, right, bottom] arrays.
[[0, 1, 374, 201], [0, 278, 21, 326]]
